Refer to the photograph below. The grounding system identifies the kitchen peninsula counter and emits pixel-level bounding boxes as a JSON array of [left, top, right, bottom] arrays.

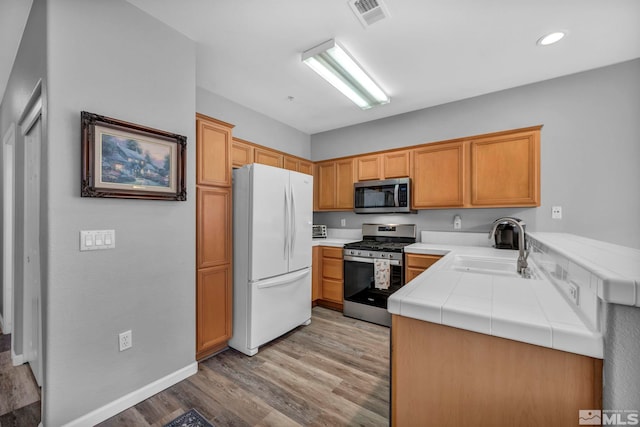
[[390, 235, 606, 427]]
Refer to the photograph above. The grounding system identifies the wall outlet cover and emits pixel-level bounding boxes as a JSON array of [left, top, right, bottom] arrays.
[[551, 206, 562, 219], [119, 330, 132, 351]]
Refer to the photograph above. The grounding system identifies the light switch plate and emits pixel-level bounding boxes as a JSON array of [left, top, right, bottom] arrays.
[[80, 230, 116, 251]]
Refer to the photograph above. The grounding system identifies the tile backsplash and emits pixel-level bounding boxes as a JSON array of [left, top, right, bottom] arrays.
[[528, 236, 601, 332]]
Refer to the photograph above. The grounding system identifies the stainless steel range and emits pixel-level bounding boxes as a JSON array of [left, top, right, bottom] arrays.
[[343, 224, 416, 327]]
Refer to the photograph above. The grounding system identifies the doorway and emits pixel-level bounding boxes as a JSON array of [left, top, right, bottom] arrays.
[[20, 90, 43, 387], [2, 123, 15, 335]]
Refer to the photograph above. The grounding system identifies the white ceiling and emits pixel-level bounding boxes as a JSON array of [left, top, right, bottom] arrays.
[[0, 0, 33, 106], [2, 1, 639, 135]]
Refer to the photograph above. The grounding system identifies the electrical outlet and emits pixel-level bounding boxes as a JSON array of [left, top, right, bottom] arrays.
[[119, 330, 132, 351], [551, 206, 562, 219], [340, 218, 346, 227], [453, 215, 462, 230], [568, 283, 579, 306]]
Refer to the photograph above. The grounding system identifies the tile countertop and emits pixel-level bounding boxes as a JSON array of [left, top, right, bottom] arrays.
[[390, 242, 604, 359], [312, 238, 360, 247], [527, 232, 640, 307]]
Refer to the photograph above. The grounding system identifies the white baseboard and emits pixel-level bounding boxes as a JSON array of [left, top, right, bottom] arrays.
[[61, 362, 198, 427], [11, 347, 24, 366]]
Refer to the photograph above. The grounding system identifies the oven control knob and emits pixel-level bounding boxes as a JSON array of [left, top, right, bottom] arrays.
[[368, 252, 373, 257], [381, 253, 386, 258]]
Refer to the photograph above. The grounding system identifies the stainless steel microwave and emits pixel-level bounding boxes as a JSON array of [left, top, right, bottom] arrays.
[[354, 178, 414, 214]]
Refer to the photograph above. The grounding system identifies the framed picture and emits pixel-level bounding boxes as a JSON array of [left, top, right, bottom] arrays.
[[81, 111, 187, 201]]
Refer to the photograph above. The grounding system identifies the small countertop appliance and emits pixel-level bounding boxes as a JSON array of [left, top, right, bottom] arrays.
[[493, 219, 525, 249], [312, 224, 327, 238]]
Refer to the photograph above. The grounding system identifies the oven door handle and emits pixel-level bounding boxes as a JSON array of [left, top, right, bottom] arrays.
[[343, 255, 402, 266]]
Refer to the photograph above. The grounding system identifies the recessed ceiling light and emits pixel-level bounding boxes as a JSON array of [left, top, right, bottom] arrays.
[[537, 31, 566, 46]]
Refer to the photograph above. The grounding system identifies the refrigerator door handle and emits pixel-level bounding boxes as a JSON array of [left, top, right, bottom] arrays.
[[291, 184, 296, 255], [255, 268, 310, 289], [284, 188, 289, 260]]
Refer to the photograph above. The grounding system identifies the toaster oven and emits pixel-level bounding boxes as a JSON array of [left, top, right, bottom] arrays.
[[312, 224, 327, 238]]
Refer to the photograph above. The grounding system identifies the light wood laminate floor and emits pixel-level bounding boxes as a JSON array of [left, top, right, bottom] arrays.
[[0, 331, 41, 426], [99, 307, 390, 426]]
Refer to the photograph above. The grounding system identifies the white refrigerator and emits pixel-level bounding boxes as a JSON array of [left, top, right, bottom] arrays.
[[229, 163, 313, 356]]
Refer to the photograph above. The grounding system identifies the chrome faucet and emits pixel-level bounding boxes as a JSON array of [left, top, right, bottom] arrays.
[[489, 217, 530, 276]]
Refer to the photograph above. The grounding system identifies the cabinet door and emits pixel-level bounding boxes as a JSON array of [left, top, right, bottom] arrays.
[[470, 130, 540, 206], [254, 147, 283, 168], [196, 264, 232, 359], [298, 160, 313, 175], [197, 187, 232, 269], [317, 162, 336, 209], [383, 150, 410, 178], [321, 247, 343, 303], [413, 142, 465, 208], [197, 117, 232, 186], [356, 155, 382, 181], [283, 156, 298, 172], [405, 254, 442, 283], [336, 159, 355, 209], [232, 139, 254, 169], [312, 246, 321, 302]]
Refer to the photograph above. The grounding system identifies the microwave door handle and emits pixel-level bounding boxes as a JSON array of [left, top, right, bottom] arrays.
[[394, 184, 400, 207]]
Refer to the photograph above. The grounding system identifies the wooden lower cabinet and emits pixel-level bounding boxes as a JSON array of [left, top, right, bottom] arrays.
[[312, 246, 321, 303], [313, 246, 344, 310], [404, 254, 443, 283], [196, 264, 232, 360], [392, 315, 602, 427]]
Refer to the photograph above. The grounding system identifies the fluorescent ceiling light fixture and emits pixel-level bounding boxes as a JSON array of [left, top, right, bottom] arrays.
[[302, 39, 390, 109], [537, 31, 566, 46]]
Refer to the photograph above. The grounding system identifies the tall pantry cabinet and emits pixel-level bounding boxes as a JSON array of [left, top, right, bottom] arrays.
[[195, 114, 234, 360]]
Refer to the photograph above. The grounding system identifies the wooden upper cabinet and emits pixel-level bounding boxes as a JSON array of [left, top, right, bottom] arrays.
[[283, 155, 312, 175], [336, 158, 355, 209], [196, 115, 233, 187], [283, 156, 298, 172], [298, 160, 313, 175], [470, 128, 540, 207], [232, 138, 254, 169], [357, 155, 382, 181], [254, 147, 283, 168], [197, 186, 232, 269], [316, 162, 337, 210], [315, 158, 355, 211], [383, 150, 411, 178], [413, 141, 466, 208]]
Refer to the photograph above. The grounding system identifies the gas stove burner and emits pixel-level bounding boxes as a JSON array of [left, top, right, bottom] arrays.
[[344, 240, 412, 253]]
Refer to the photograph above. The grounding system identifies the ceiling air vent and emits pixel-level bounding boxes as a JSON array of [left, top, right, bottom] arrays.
[[348, 0, 390, 28]]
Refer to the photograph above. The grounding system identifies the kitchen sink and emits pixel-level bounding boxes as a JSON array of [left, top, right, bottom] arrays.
[[445, 254, 537, 278]]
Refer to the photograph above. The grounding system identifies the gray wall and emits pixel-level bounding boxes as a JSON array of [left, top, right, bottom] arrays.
[[197, 87, 311, 159], [0, 0, 47, 355], [44, 1, 196, 425], [603, 303, 640, 411], [312, 59, 640, 249]]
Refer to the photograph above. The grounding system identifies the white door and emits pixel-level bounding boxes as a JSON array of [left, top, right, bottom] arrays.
[[288, 171, 313, 272], [23, 116, 42, 386], [2, 124, 15, 334], [249, 268, 311, 351], [249, 164, 289, 281]]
